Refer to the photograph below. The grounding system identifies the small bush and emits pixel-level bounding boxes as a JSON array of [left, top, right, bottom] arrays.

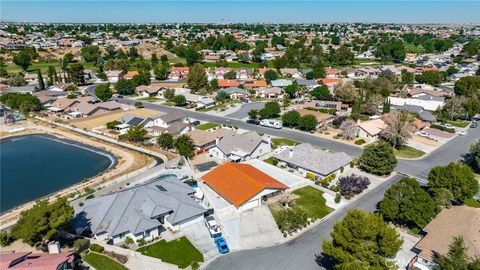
[[355, 139, 366, 145], [306, 172, 316, 181], [137, 238, 147, 247], [340, 167, 344, 173], [430, 124, 455, 133], [333, 135, 340, 139], [275, 208, 309, 236], [89, 243, 105, 253], [0, 232, 15, 247], [338, 174, 370, 199], [334, 193, 341, 203], [316, 173, 336, 188], [124, 236, 134, 245]]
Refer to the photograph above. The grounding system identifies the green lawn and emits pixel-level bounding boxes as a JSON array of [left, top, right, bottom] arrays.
[[271, 138, 299, 149], [292, 186, 333, 220], [202, 61, 262, 69], [394, 145, 425, 159], [138, 96, 160, 101], [404, 43, 425, 54], [83, 252, 127, 270], [161, 102, 176, 106], [6, 61, 98, 75], [196, 122, 220, 130], [446, 120, 470, 128], [263, 156, 278, 165], [464, 198, 480, 208], [137, 237, 203, 269]]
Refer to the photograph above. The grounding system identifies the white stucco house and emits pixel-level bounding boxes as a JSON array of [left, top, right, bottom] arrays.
[[208, 132, 271, 162]]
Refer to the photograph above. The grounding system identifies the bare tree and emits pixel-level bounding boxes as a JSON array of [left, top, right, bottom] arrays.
[[333, 82, 359, 104], [442, 96, 466, 120], [381, 110, 416, 148], [340, 119, 358, 140], [361, 94, 384, 115], [279, 191, 294, 208]]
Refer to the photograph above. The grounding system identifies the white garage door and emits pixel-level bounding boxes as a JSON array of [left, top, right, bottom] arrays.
[[239, 199, 260, 211]]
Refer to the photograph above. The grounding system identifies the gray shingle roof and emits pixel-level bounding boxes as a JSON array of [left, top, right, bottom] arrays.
[[73, 176, 206, 237], [216, 132, 264, 156], [274, 143, 352, 176]]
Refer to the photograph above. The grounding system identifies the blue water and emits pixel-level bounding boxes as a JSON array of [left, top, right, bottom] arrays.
[[0, 135, 113, 212], [2, 1, 479, 24]]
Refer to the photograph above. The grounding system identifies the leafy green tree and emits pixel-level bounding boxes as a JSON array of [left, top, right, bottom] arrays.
[[223, 70, 237, 80], [264, 70, 279, 82], [379, 177, 437, 229], [334, 82, 359, 105], [454, 76, 480, 97], [68, 63, 85, 85], [281, 110, 301, 128], [187, 63, 208, 93], [215, 90, 228, 102], [13, 51, 32, 71], [173, 95, 187, 106], [322, 210, 402, 270], [37, 70, 45, 90], [416, 71, 446, 86], [163, 88, 175, 101], [184, 47, 201, 66], [12, 197, 73, 246], [258, 101, 281, 119], [157, 133, 174, 149], [151, 53, 158, 66], [335, 45, 354, 66], [284, 83, 299, 99], [95, 83, 112, 101], [0, 93, 40, 112], [80, 45, 100, 62], [310, 85, 331, 100], [428, 162, 479, 201], [0, 57, 8, 77], [47, 66, 56, 85], [132, 70, 151, 86], [115, 79, 136, 95], [248, 109, 258, 120], [210, 79, 218, 90], [462, 40, 480, 58], [154, 64, 169, 80], [432, 188, 454, 210], [123, 125, 148, 141], [174, 134, 195, 158], [298, 114, 318, 131], [401, 69, 415, 86], [0, 231, 15, 247], [359, 140, 397, 175], [435, 236, 480, 270], [468, 140, 480, 172]]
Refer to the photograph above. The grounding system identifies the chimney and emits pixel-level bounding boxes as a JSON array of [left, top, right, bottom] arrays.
[[215, 137, 220, 145], [288, 149, 293, 158], [48, 241, 61, 254]]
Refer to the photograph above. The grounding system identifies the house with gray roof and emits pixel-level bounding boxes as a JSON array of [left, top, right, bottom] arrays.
[[274, 143, 352, 178], [271, 79, 293, 88], [208, 131, 271, 162], [396, 104, 437, 122], [72, 176, 206, 244]]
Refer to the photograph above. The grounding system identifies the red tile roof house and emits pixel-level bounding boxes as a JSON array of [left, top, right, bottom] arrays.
[[135, 83, 164, 98], [202, 163, 288, 211], [217, 79, 240, 88], [170, 67, 190, 80], [0, 251, 74, 270]]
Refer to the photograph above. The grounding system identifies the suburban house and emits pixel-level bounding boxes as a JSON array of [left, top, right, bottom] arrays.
[[117, 111, 191, 136], [317, 78, 343, 90], [271, 79, 293, 88], [357, 118, 387, 141], [135, 84, 164, 97], [274, 143, 352, 178], [214, 67, 231, 80], [243, 80, 267, 90], [24, 73, 38, 84], [187, 128, 235, 154], [208, 131, 271, 162], [170, 67, 189, 80], [48, 96, 93, 114], [256, 86, 283, 99], [280, 68, 302, 78], [124, 70, 139, 80], [303, 100, 345, 112], [0, 251, 74, 270], [201, 162, 288, 211], [150, 111, 187, 128], [217, 79, 240, 88], [295, 79, 319, 90], [296, 109, 334, 127], [73, 177, 207, 244], [236, 68, 254, 80], [395, 104, 437, 122], [4, 85, 38, 94], [388, 95, 445, 111], [409, 206, 480, 270], [222, 87, 249, 99], [106, 70, 124, 83], [67, 101, 122, 118], [183, 93, 215, 108], [49, 82, 71, 92]]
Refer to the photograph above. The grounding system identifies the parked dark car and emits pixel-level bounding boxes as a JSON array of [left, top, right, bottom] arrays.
[[240, 97, 249, 103], [192, 120, 201, 126], [214, 236, 229, 254], [471, 122, 477, 128], [246, 119, 259, 125]]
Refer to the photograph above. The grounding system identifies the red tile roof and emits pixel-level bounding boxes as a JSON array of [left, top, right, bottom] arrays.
[[217, 79, 239, 88], [202, 163, 287, 207], [317, 78, 343, 85]]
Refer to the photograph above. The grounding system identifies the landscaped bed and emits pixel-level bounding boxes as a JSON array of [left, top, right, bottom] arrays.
[[394, 145, 425, 158], [137, 236, 204, 269], [196, 122, 220, 130], [271, 138, 299, 149], [83, 252, 128, 270]]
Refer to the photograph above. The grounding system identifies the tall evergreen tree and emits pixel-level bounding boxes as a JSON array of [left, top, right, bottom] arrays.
[[37, 70, 45, 90], [359, 140, 397, 175]]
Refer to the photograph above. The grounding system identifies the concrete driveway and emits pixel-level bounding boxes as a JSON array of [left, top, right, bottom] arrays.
[[181, 220, 219, 261], [227, 102, 266, 119], [217, 205, 283, 251]]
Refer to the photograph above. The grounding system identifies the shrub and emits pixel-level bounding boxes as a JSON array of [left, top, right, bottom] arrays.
[[137, 238, 147, 247], [306, 172, 316, 181], [350, 161, 354, 168], [354, 139, 366, 145], [334, 193, 341, 203], [359, 140, 397, 175], [338, 174, 370, 199], [340, 167, 344, 173], [124, 236, 134, 245], [333, 135, 340, 139], [430, 124, 455, 133], [275, 208, 309, 235], [89, 243, 104, 253], [317, 173, 336, 188], [73, 238, 89, 251], [0, 232, 15, 247]]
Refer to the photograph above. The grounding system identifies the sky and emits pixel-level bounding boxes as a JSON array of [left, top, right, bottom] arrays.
[[1, 1, 480, 24]]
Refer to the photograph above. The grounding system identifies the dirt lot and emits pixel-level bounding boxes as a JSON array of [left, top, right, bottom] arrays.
[[70, 108, 162, 129]]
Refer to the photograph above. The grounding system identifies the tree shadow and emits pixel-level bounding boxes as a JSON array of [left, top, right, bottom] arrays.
[[315, 252, 335, 270]]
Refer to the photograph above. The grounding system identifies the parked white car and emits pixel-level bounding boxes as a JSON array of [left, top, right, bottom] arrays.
[[458, 130, 467, 136], [204, 216, 221, 237], [443, 123, 454, 129]]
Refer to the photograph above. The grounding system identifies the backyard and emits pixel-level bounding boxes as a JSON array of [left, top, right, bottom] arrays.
[[136, 237, 204, 269], [83, 252, 128, 270]]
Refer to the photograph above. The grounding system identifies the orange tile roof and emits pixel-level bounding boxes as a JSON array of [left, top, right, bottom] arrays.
[[125, 70, 139, 78], [325, 68, 341, 75], [217, 79, 239, 88], [202, 163, 288, 207], [244, 80, 267, 88], [317, 78, 343, 85], [419, 67, 438, 72]]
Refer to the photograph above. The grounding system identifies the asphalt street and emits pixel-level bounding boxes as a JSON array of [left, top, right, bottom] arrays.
[[226, 101, 266, 119], [117, 99, 480, 270]]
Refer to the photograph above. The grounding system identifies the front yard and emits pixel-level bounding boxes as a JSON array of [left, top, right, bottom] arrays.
[[196, 122, 220, 130], [394, 145, 425, 159], [137, 237, 204, 269], [83, 252, 128, 270], [271, 138, 299, 149], [291, 186, 333, 219]]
